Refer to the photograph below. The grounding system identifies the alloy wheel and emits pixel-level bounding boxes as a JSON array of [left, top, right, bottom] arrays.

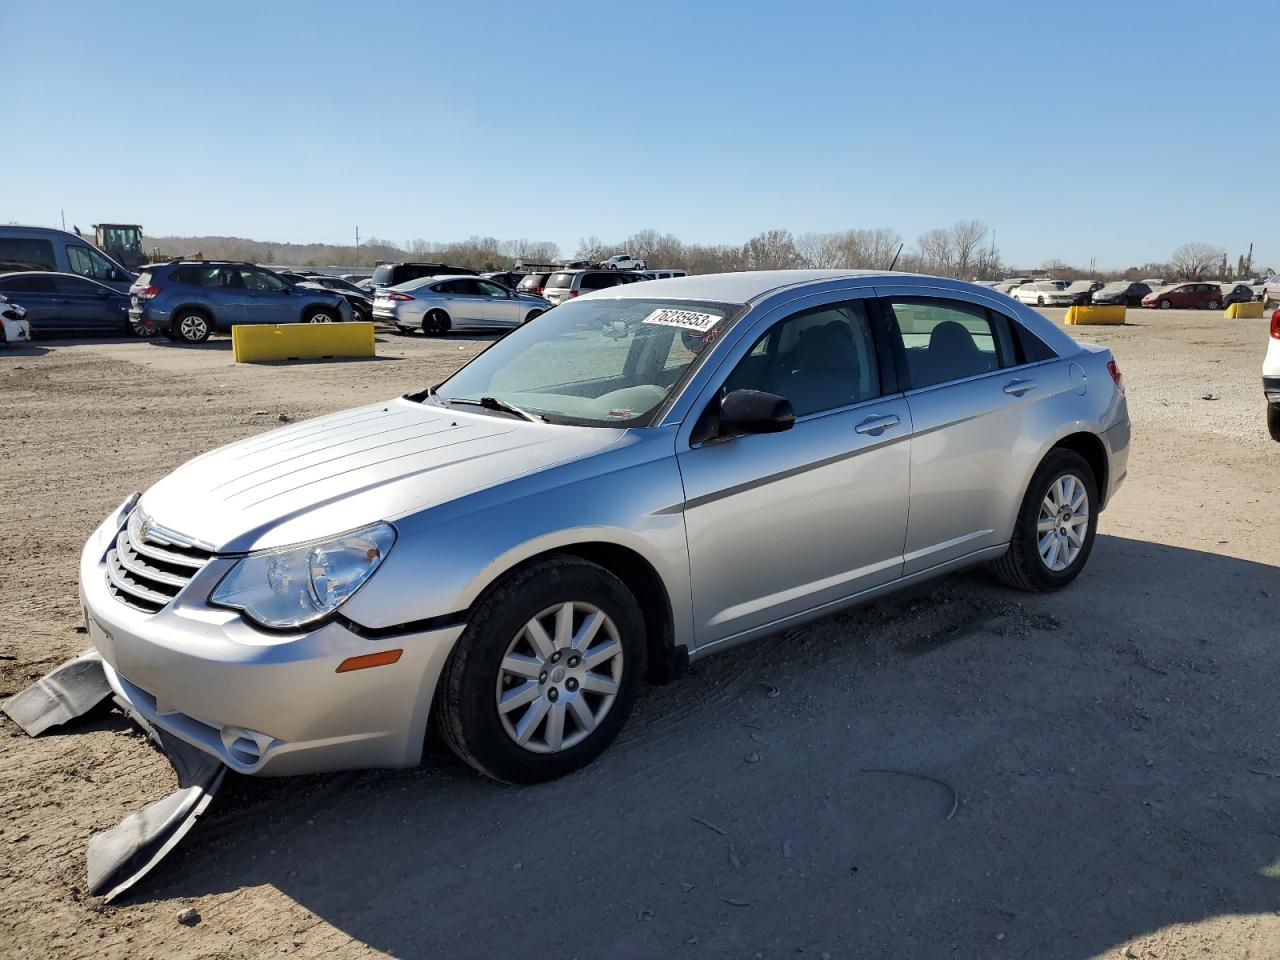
[[1037, 473, 1089, 572], [180, 315, 209, 341], [495, 601, 624, 754]]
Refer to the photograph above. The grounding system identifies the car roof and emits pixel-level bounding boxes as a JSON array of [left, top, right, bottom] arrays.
[[583, 269, 1009, 305]]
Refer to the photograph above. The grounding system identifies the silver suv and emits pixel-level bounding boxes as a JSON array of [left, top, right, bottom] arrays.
[[542, 269, 648, 304], [129, 262, 352, 343]]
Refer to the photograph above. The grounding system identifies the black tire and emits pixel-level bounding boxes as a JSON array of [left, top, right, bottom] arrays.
[[423, 309, 450, 336], [306, 308, 340, 323], [1036, 296, 1045, 306], [992, 448, 1099, 592], [1206, 299, 1219, 311], [523, 310, 543, 325], [1159, 299, 1172, 309], [129, 320, 156, 338], [1268, 403, 1280, 443], [435, 555, 647, 784], [173, 308, 212, 343]]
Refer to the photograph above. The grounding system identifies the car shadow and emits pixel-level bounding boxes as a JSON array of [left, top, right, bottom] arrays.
[[114, 535, 1280, 959], [0, 343, 51, 357]]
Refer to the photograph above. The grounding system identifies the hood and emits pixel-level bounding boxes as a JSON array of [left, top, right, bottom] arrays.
[[139, 399, 624, 552]]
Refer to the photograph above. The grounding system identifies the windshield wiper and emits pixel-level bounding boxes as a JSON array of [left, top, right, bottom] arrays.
[[402, 385, 438, 403], [445, 396, 546, 423]]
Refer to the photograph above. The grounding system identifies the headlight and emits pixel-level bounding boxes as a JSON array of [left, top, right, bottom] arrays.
[[211, 523, 396, 629]]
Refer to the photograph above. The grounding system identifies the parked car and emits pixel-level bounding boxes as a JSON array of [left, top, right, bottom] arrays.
[[0, 293, 31, 346], [1265, 309, 1280, 441], [483, 271, 527, 290], [79, 270, 1128, 784], [369, 262, 478, 290], [559, 259, 595, 270], [373, 275, 549, 335], [1219, 283, 1255, 308], [1262, 277, 1280, 309], [0, 225, 136, 292], [1141, 282, 1223, 310], [1012, 280, 1075, 307], [1089, 281, 1151, 307], [602, 254, 648, 270], [643, 269, 689, 281], [129, 262, 352, 343], [1062, 280, 1104, 305], [1140, 278, 1166, 288], [0, 272, 137, 336], [280, 272, 373, 322], [994, 278, 1031, 294], [516, 272, 553, 297], [542, 269, 649, 305]]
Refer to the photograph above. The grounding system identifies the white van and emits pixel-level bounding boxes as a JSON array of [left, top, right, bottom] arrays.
[[0, 225, 136, 292], [644, 269, 688, 281]]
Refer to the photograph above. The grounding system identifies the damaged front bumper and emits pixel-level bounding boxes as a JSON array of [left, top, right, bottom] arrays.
[[80, 501, 464, 777]]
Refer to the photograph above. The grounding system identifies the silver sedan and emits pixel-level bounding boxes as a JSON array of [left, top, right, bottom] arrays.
[[79, 270, 1129, 784], [372, 275, 550, 334]]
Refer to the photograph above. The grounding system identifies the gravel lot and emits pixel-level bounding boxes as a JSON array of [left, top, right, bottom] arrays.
[[2, 308, 1278, 960]]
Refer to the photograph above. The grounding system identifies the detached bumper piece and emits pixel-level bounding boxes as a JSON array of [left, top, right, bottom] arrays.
[[2, 648, 112, 735], [3, 650, 228, 901]]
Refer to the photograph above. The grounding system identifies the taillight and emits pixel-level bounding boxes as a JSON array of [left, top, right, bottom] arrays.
[[1271, 310, 1280, 340], [1107, 359, 1124, 393], [139, 285, 160, 298], [388, 293, 415, 302]]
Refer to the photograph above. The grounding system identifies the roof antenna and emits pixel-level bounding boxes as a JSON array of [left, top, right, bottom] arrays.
[[887, 242, 903, 272]]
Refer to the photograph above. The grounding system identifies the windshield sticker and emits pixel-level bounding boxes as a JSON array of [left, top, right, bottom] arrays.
[[641, 308, 720, 333]]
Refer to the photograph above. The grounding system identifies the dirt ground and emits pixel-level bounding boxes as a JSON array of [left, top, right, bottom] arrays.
[[2, 308, 1278, 960]]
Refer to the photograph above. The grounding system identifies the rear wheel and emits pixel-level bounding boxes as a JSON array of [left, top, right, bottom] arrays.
[[992, 448, 1098, 592], [174, 309, 211, 343], [1206, 299, 1219, 311], [1268, 403, 1280, 442], [423, 309, 450, 336], [435, 556, 646, 784], [1036, 296, 1045, 306]]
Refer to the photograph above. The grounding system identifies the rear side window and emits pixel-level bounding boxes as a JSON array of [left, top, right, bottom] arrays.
[[0, 238, 56, 271], [1009, 314, 1057, 363], [579, 272, 620, 290], [884, 297, 1006, 389], [546, 272, 575, 288], [0, 274, 57, 293]]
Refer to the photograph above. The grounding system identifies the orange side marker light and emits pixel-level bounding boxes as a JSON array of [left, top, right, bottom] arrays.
[[336, 649, 403, 673]]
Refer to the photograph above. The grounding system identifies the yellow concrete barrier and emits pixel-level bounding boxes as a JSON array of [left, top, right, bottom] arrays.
[[1065, 305, 1126, 326], [232, 322, 375, 362], [1225, 301, 1264, 319]]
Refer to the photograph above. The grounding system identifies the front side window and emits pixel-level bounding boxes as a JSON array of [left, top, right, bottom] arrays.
[[67, 244, 122, 281], [884, 297, 1004, 389], [434, 298, 738, 425], [476, 280, 509, 298], [240, 269, 288, 292], [721, 301, 881, 417]]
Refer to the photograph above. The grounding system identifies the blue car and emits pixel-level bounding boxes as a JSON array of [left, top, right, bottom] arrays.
[[0, 271, 136, 337], [129, 261, 352, 343]]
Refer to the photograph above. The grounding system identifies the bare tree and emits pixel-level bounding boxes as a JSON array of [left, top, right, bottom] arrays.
[[742, 229, 803, 270], [576, 235, 610, 262], [624, 229, 683, 267], [795, 232, 846, 268], [950, 219, 988, 278], [1169, 242, 1226, 280]]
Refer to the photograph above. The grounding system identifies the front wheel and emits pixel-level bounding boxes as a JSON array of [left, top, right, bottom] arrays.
[[523, 310, 543, 325], [423, 309, 450, 336], [1036, 296, 1045, 306], [1206, 299, 1219, 311], [1159, 299, 1172, 309], [992, 448, 1098, 592], [308, 309, 339, 323], [435, 556, 646, 784]]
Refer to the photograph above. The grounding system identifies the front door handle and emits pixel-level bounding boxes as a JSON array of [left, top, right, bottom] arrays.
[[1003, 378, 1037, 397], [855, 414, 901, 436]]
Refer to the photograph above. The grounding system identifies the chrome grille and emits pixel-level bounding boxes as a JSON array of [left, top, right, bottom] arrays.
[[106, 509, 213, 613]]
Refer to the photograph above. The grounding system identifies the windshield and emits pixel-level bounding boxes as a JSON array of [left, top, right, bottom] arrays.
[[433, 297, 740, 426]]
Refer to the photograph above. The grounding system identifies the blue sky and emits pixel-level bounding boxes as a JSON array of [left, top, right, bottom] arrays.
[[4, 0, 1275, 270]]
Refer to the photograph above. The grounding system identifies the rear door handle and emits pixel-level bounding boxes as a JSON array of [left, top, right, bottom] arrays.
[[855, 414, 901, 436], [1003, 379, 1037, 397]]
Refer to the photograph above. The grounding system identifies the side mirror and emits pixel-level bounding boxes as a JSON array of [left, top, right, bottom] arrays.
[[719, 389, 795, 438]]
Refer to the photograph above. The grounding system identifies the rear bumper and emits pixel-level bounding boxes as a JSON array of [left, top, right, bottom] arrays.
[[80, 506, 464, 776], [1264, 376, 1280, 404]]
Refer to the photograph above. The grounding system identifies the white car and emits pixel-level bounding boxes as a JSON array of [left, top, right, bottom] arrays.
[[602, 254, 647, 271], [1265, 308, 1280, 441], [0, 294, 32, 345], [1012, 281, 1076, 307]]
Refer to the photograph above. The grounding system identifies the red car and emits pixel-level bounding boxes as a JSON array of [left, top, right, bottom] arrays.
[[1141, 282, 1223, 310]]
